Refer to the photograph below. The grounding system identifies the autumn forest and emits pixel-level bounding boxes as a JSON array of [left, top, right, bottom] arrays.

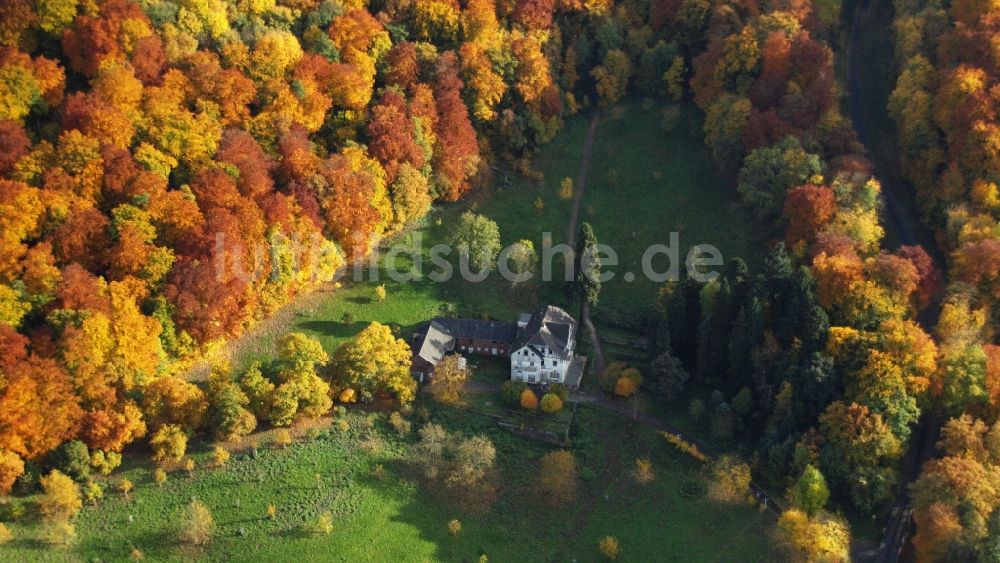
[[0, 0, 998, 559]]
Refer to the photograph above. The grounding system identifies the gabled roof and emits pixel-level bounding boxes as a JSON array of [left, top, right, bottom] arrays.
[[430, 317, 517, 344], [513, 305, 576, 359], [411, 320, 456, 365]]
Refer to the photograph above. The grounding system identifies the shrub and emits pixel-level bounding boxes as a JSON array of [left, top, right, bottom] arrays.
[[0, 449, 24, 495], [48, 440, 91, 482], [119, 478, 134, 500], [83, 481, 104, 506], [183, 457, 196, 476], [211, 446, 230, 467], [0, 499, 26, 522], [267, 503, 277, 519], [375, 284, 387, 301], [150, 424, 188, 464], [500, 380, 528, 406], [540, 393, 563, 413], [520, 389, 539, 410], [634, 458, 655, 485], [302, 511, 334, 535], [273, 429, 294, 449], [0, 523, 12, 544], [336, 419, 350, 432], [708, 455, 752, 505], [613, 376, 639, 397], [448, 519, 462, 536], [598, 535, 620, 559], [389, 411, 412, 435], [90, 450, 122, 476], [177, 499, 215, 546], [38, 470, 82, 521], [153, 468, 167, 487], [559, 177, 574, 199]]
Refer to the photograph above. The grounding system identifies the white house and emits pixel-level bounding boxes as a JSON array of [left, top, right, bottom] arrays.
[[510, 305, 581, 386], [410, 305, 586, 388]]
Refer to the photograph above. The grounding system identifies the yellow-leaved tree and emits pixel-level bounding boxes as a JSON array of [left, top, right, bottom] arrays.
[[330, 322, 416, 403]]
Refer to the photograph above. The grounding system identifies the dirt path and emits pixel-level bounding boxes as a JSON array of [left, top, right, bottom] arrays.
[[566, 114, 600, 248], [563, 113, 609, 375]]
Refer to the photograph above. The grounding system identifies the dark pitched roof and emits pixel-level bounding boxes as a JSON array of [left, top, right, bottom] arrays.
[[513, 305, 576, 359], [411, 320, 456, 365], [430, 317, 517, 344]]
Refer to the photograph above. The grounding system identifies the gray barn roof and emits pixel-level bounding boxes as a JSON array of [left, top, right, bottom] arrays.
[[411, 320, 456, 364]]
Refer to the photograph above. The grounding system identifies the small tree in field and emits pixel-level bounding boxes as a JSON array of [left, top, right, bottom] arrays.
[[211, 446, 230, 467], [708, 455, 752, 505], [183, 457, 196, 477], [448, 519, 462, 536], [267, 503, 277, 519], [520, 389, 539, 410], [0, 523, 13, 544], [375, 284, 387, 302], [559, 177, 574, 199], [427, 354, 469, 405], [119, 478, 134, 500], [540, 393, 563, 413], [302, 511, 333, 535], [38, 470, 82, 521], [633, 458, 655, 485], [153, 468, 167, 487], [177, 499, 215, 546], [537, 450, 579, 505], [273, 429, 294, 449], [599, 535, 620, 559], [83, 481, 104, 506]]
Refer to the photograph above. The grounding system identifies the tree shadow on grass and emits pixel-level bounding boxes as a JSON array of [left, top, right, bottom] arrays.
[[297, 320, 367, 339]]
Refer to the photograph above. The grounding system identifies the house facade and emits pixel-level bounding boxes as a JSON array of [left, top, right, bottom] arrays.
[[509, 306, 577, 385], [410, 305, 585, 388]]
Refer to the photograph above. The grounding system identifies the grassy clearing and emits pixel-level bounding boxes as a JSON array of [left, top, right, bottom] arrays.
[[581, 101, 766, 317], [3, 405, 778, 562]]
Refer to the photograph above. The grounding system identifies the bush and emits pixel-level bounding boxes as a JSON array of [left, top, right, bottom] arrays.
[[90, 450, 122, 476], [302, 511, 334, 535], [599, 535, 620, 559], [520, 389, 539, 410], [0, 499, 27, 522], [448, 519, 462, 536], [634, 458, 655, 485], [708, 455, 752, 505], [150, 424, 188, 464], [48, 440, 91, 482], [177, 499, 215, 546], [211, 446, 230, 467], [0, 523, 11, 544], [540, 393, 563, 413], [38, 470, 82, 521], [389, 411, 412, 435], [83, 481, 104, 506], [500, 380, 528, 406], [153, 468, 167, 487], [273, 429, 294, 449]]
